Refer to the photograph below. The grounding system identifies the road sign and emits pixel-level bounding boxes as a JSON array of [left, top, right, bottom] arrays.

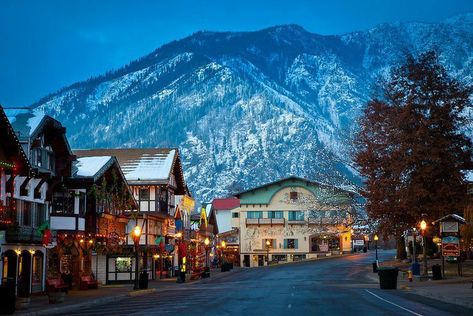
[[441, 236, 460, 257]]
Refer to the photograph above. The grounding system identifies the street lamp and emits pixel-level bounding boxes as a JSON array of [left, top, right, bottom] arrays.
[[420, 219, 428, 277], [220, 241, 226, 267], [204, 237, 210, 278], [132, 224, 142, 290], [265, 239, 271, 265], [374, 234, 379, 264]]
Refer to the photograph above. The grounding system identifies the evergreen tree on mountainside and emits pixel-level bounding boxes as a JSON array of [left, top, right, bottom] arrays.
[[354, 52, 473, 258]]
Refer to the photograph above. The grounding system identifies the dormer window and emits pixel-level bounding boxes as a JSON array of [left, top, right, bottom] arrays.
[[290, 191, 298, 201]]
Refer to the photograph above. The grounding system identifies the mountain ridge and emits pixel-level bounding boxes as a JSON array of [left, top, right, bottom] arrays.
[[27, 14, 473, 201]]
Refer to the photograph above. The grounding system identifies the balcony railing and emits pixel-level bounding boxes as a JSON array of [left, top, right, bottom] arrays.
[[6, 226, 42, 244], [245, 218, 285, 225]]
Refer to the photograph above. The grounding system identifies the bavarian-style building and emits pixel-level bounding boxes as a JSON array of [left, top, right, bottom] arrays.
[[232, 176, 356, 267]]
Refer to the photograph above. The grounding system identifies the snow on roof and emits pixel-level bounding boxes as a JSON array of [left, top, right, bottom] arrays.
[[27, 108, 46, 136], [74, 148, 178, 182], [4, 108, 46, 137], [120, 150, 175, 181], [75, 156, 113, 178]]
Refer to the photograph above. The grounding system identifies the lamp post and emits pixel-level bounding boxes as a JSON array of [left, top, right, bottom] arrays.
[[374, 234, 379, 264], [220, 240, 226, 269], [420, 219, 428, 277], [132, 224, 142, 290], [265, 239, 271, 265], [204, 237, 210, 278]]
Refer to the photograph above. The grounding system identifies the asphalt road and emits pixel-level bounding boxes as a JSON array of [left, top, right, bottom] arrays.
[[66, 251, 473, 316]]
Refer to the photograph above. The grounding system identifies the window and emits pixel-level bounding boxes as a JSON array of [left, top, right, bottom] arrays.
[[35, 203, 47, 227], [284, 239, 298, 249], [116, 257, 132, 272], [22, 201, 31, 226], [268, 211, 283, 219], [290, 191, 298, 201], [139, 188, 150, 200], [52, 192, 74, 214], [288, 211, 304, 221], [263, 239, 277, 248], [247, 211, 263, 219], [232, 212, 239, 218], [78, 192, 86, 215]]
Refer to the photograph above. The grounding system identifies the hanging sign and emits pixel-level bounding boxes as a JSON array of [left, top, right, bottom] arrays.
[[441, 236, 460, 257]]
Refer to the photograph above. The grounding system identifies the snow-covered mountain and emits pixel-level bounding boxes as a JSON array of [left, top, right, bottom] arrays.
[[30, 14, 473, 201]]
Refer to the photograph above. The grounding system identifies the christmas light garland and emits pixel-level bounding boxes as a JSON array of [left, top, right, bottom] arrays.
[[0, 160, 15, 169]]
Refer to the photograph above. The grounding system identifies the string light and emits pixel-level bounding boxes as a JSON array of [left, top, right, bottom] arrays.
[[0, 161, 15, 169]]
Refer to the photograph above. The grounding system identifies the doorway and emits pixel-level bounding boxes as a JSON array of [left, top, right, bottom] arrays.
[[243, 255, 250, 267], [258, 255, 264, 267], [18, 250, 32, 297], [2, 250, 17, 286]]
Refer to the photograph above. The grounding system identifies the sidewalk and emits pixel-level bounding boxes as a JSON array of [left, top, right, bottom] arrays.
[[367, 258, 473, 310], [16, 267, 240, 316]]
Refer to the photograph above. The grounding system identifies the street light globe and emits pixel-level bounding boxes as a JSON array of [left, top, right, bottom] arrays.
[[221, 241, 226, 248], [420, 220, 427, 231], [204, 237, 210, 246], [374, 234, 379, 241], [133, 225, 141, 238], [266, 240, 271, 246]]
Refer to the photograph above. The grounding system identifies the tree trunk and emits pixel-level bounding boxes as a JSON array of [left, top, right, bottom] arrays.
[[396, 235, 407, 260]]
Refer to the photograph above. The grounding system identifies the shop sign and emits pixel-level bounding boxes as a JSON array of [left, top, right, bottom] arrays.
[[442, 236, 460, 257], [353, 240, 365, 246]]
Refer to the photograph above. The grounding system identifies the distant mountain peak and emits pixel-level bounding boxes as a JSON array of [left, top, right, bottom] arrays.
[[30, 16, 473, 202]]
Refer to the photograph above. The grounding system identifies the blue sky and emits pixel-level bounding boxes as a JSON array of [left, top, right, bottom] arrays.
[[1, 0, 472, 107]]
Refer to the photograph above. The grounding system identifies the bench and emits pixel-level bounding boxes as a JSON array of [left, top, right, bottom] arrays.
[[46, 279, 69, 293], [80, 275, 98, 290]]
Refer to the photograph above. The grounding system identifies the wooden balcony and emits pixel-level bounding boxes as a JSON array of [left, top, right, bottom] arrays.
[[245, 218, 285, 226], [6, 226, 43, 244]]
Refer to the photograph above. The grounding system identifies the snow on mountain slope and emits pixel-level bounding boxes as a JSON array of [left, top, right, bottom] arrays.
[[31, 14, 473, 202]]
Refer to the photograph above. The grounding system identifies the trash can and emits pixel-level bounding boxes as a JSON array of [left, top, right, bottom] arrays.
[[432, 264, 442, 280], [139, 272, 149, 289], [411, 262, 420, 275], [0, 279, 16, 314], [378, 267, 398, 289], [372, 262, 378, 273]]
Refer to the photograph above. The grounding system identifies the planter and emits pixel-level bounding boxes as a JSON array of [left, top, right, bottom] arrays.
[[48, 292, 65, 304], [15, 297, 30, 310]]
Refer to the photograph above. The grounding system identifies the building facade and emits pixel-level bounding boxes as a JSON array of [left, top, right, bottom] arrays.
[[75, 148, 191, 282], [232, 177, 356, 267]]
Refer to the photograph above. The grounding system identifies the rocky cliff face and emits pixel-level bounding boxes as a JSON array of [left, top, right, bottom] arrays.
[[31, 14, 473, 201]]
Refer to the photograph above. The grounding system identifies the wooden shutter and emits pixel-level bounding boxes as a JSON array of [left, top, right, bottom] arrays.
[[295, 239, 299, 249]]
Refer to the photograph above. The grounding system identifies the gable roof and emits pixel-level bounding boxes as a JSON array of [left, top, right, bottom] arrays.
[[74, 148, 186, 191], [4, 108, 47, 139], [73, 156, 115, 182], [235, 176, 356, 205], [235, 176, 356, 197], [0, 105, 33, 175], [212, 198, 240, 210], [4, 107, 73, 156]]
